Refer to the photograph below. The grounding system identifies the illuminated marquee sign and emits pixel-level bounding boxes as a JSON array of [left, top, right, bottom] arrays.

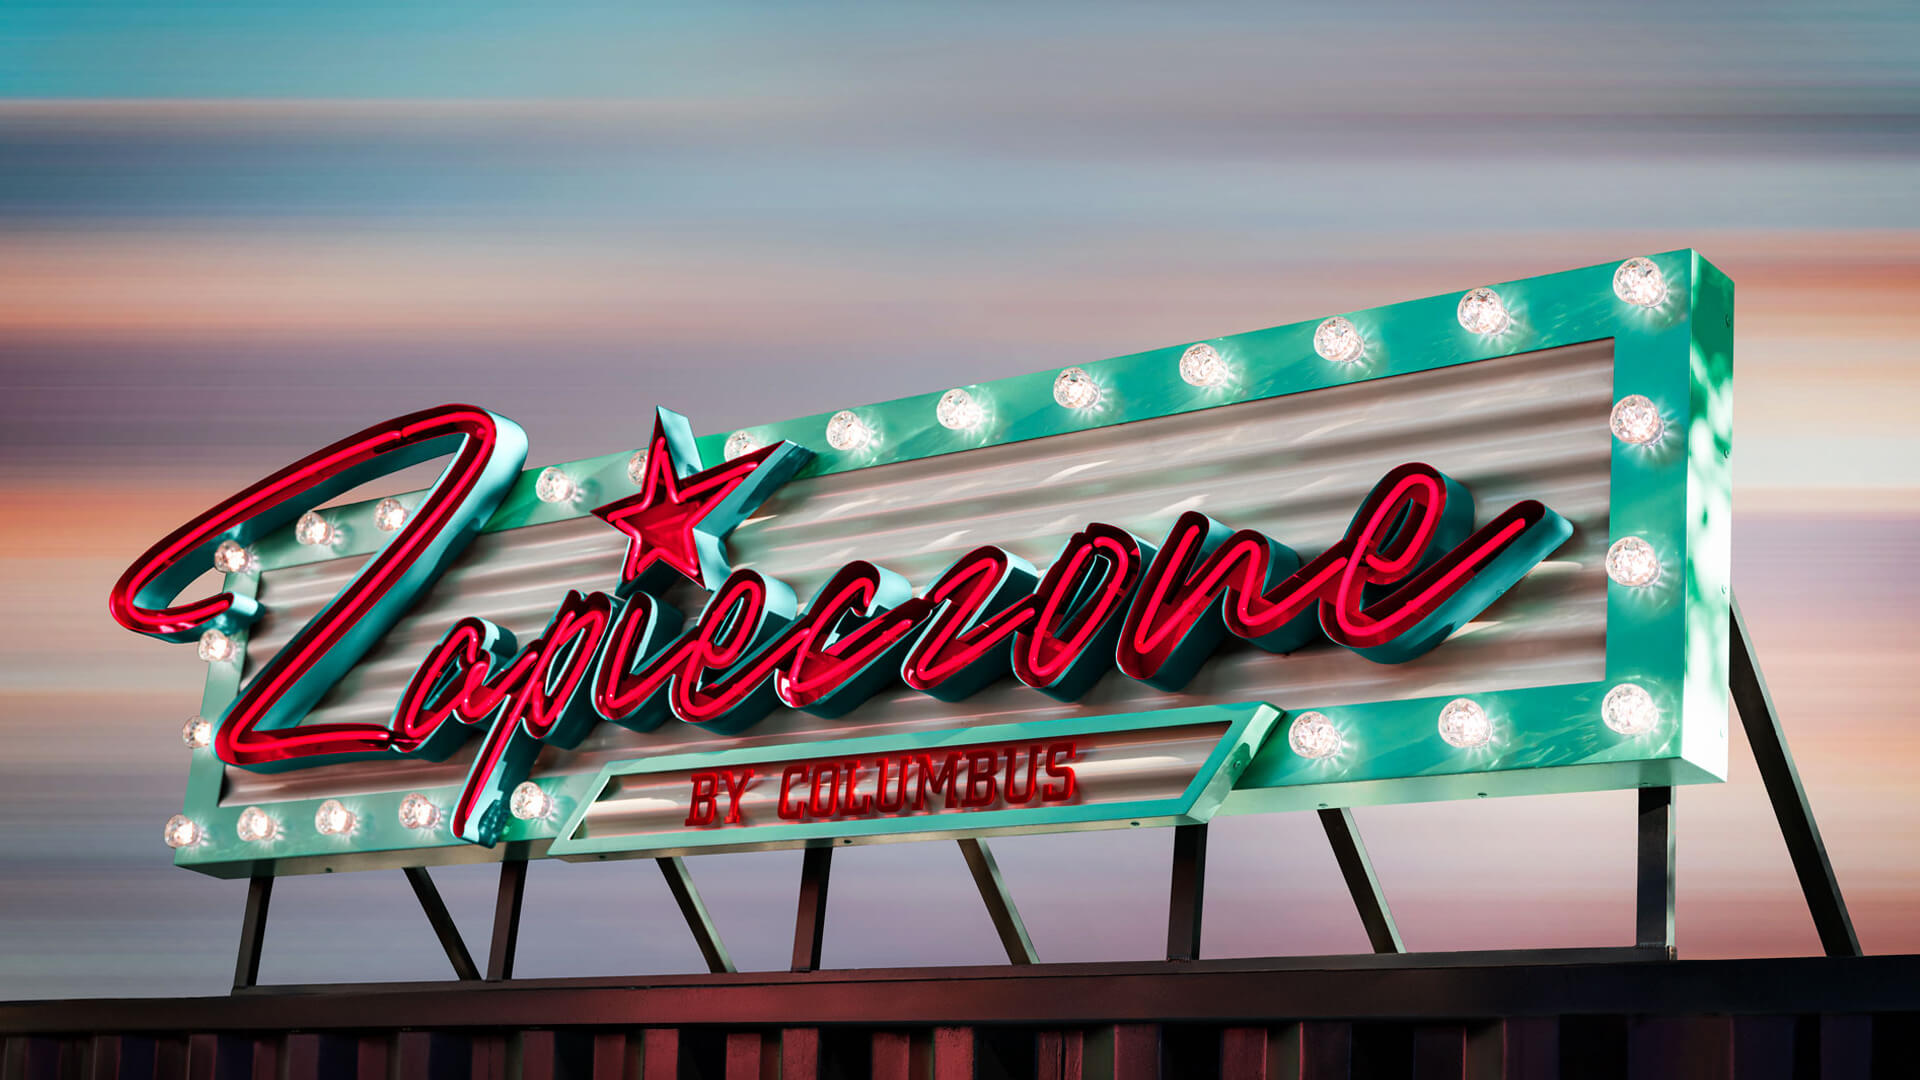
[[115, 252, 1733, 877]]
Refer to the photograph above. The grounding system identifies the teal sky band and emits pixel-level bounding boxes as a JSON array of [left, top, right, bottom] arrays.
[[174, 251, 1733, 878]]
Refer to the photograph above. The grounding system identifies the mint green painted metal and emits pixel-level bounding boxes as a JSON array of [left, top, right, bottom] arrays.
[[178, 251, 1733, 877], [547, 703, 1278, 859]]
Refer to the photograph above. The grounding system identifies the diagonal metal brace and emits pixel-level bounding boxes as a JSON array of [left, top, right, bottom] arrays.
[[657, 857, 735, 973], [957, 839, 1038, 964], [1731, 594, 1861, 957], [403, 867, 481, 981], [1318, 808, 1404, 954]]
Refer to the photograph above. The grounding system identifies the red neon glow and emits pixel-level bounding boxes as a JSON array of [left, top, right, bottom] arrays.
[[900, 547, 1039, 692], [1013, 525, 1147, 691], [186, 407, 514, 768], [592, 419, 789, 591]]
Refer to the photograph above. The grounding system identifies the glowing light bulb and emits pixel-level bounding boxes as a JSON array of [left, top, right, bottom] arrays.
[[825, 410, 874, 452], [1606, 536, 1660, 587], [1314, 317, 1365, 363], [1457, 288, 1511, 336], [1178, 344, 1229, 387], [1613, 257, 1667, 307], [373, 498, 408, 532], [1288, 711, 1342, 759], [295, 511, 336, 547], [182, 716, 212, 749], [1437, 698, 1491, 749], [1609, 395, 1664, 446], [535, 467, 578, 504], [162, 814, 201, 849], [197, 629, 236, 664], [724, 431, 761, 460], [314, 799, 355, 836], [627, 449, 649, 485], [212, 540, 252, 574], [1602, 683, 1660, 735], [509, 781, 553, 821], [398, 793, 440, 831], [236, 806, 277, 843], [1053, 367, 1101, 409], [936, 388, 984, 431]]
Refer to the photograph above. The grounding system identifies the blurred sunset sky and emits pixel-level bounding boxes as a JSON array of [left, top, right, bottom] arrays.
[[2, 2, 1917, 998]]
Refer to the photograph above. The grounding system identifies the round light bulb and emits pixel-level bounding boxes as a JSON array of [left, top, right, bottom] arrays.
[[314, 799, 356, 836], [1613, 257, 1667, 308], [182, 716, 212, 750], [162, 814, 201, 849], [1288, 711, 1343, 760], [236, 806, 277, 844], [627, 449, 649, 485], [723, 431, 761, 460], [509, 781, 554, 821], [197, 629, 236, 664], [1053, 367, 1101, 410], [294, 511, 336, 547], [1602, 683, 1660, 735], [1314, 317, 1365, 363], [936, 388, 984, 431], [1178, 344, 1229, 388], [212, 540, 252, 575], [373, 497, 408, 532], [534, 467, 578, 504], [1457, 288, 1511, 336], [825, 410, 874, 452], [1605, 536, 1660, 587], [398, 792, 440, 831], [1437, 698, 1492, 749], [1609, 395, 1664, 446]]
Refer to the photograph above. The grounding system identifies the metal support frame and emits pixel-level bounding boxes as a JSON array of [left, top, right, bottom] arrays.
[[956, 839, 1038, 964], [402, 867, 480, 981], [232, 873, 273, 991], [791, 846, 833, 972], [657, 856, 735, 973], [1317, 808, 1405, 954], [1636, 787, 1676, 954], [486, 858, 528, 981], [1166, 823, 1207, 961], [1731, 595, 1861, 957], [210, 592, 1861, 985]]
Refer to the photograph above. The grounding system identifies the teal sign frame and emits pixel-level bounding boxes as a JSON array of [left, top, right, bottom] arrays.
[[172, 250, 1733, 877]]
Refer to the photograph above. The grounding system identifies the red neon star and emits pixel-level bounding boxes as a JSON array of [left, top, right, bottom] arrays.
[[592, 410, 809, 594]]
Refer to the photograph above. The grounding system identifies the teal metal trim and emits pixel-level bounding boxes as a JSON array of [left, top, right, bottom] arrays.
[[546, 703, 1277, 859], [176, 251, 1734, 878]]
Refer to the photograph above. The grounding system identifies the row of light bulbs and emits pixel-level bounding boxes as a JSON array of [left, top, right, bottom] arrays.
[[241, 258, 1672, 540], [1287, 682, 1660, 762], [168, 683, 1661, 848], [672, 256, 1670, 465], [163, 781, 556, 850]]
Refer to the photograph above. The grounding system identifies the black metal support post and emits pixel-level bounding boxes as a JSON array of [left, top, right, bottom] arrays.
[[657, 857, 735, 974], [1317, 808, 1405, 954], [1636, 786, 1676, 955], [1731, 595, 1861, 957], [402, 867, 480, 981], [956, 839, 1038, 965], [791, 846, 833, 972], [1166, 823, 1208, 961], [232, 872, 274, 991], [486, 859, 528, 981]]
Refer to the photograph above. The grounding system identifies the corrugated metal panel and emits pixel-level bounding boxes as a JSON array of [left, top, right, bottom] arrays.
[[230, 341, 1610, 804]]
